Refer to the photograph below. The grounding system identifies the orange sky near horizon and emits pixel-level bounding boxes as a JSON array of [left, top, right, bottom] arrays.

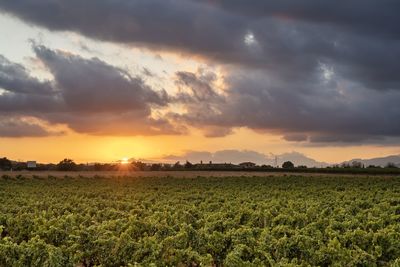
[[1, 13, 400, 165], [2, 127, 399, 164]]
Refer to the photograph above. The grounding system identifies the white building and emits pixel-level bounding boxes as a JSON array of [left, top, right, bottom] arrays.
[[27, 161, 37, 169]]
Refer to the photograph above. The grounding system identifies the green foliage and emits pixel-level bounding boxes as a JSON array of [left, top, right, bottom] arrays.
[[0, 157, 12, 171], [56, 159, 77, 171], [282, 161, 295, 169], [1, 175, 400, 266]]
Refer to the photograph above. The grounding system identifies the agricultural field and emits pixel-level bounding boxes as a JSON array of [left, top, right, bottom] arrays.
[[1, 173, 400, 266]]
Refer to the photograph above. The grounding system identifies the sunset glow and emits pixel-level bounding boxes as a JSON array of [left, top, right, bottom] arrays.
[[0, 1, 399, 166], [120, 157, 129, 165], [2, 2, 400, 266]]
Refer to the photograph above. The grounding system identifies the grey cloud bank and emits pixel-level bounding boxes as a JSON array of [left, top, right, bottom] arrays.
[[172, 68, 400, 144], [0, 116, 62, 138], [0, 1, 399, 145], [0, 44, 179, 136]]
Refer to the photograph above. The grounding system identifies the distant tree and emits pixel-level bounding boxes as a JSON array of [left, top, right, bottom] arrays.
[[297, 165, 308, 169], [173, 161, 183, 170], [76, 163, 92, 171], [57, 158, 77, 171], [282, 161, 294, 169], [12, 161, 27, 171], [351, 161, 363, 168], [132, 161, 147, 171], [150, 164, 162, 171], [261, 164, 274, 169], [385, 162, 398, 168], [163, 164, 172, 170], [341, 163, 351, 168], [94, 163, 103, 171], [367, 165, 381, 169], [184, 161, 193, 169], [37, 163, 57, 171], [0, 157, 12, 171]]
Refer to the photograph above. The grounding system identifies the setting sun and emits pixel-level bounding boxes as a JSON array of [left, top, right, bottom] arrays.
[[120, 157, 129, 164]]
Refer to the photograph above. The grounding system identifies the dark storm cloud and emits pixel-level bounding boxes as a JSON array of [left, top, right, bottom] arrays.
[[0, 93, 60, 113], [33, 44, 168, 112], [207, 0, 400, 38], [0, 54, 60, 114], [175, 71, 219, 101], [0, 116, 62, 137], [0, 55, 53, 95], [1, 1, 400, 143], [171, 68, 400, 144], [42, 111, 180, 136], [0, 0, 245, 60], [1, 0, 400, 91], [283, 134, 308, 142], [0, 46, 179, 136]]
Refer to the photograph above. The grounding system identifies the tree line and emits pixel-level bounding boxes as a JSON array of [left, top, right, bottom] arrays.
[[1, 157, 399, 174]]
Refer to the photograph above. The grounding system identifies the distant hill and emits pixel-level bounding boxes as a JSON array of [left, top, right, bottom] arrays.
[[162, 150, 330, 168], [272, 152, 330, 168], [161, 150, 400, 168], [342, 155, 400, 167]]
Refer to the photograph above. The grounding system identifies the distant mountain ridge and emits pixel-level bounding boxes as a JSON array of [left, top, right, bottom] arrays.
[[159, 151, 400, 168], [161, 150, 330, 168], [271, 152, 329, 168], [342, 154, 400, 167]]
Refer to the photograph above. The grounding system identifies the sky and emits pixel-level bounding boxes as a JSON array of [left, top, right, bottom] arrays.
[[0, 1, 400, 164]]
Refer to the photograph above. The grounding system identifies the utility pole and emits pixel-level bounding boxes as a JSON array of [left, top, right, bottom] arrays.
[[271, 154, 278, 168]]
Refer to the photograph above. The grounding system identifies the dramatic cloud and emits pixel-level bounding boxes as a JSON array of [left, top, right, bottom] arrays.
[[0, 0, 244, 60], [0, 116, 62, 137], [283, 134, 308, 142], [33, 45, 168, 112], [208, 1, 400, 38], [172, 68, 400, 143], [1, 1, 400, 144], [0, 54, 60, 118], [175, 71, 219, 102], [0, 45, 179, 136], [0, 55, 53, 95], [1, 0, 399, 91]]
